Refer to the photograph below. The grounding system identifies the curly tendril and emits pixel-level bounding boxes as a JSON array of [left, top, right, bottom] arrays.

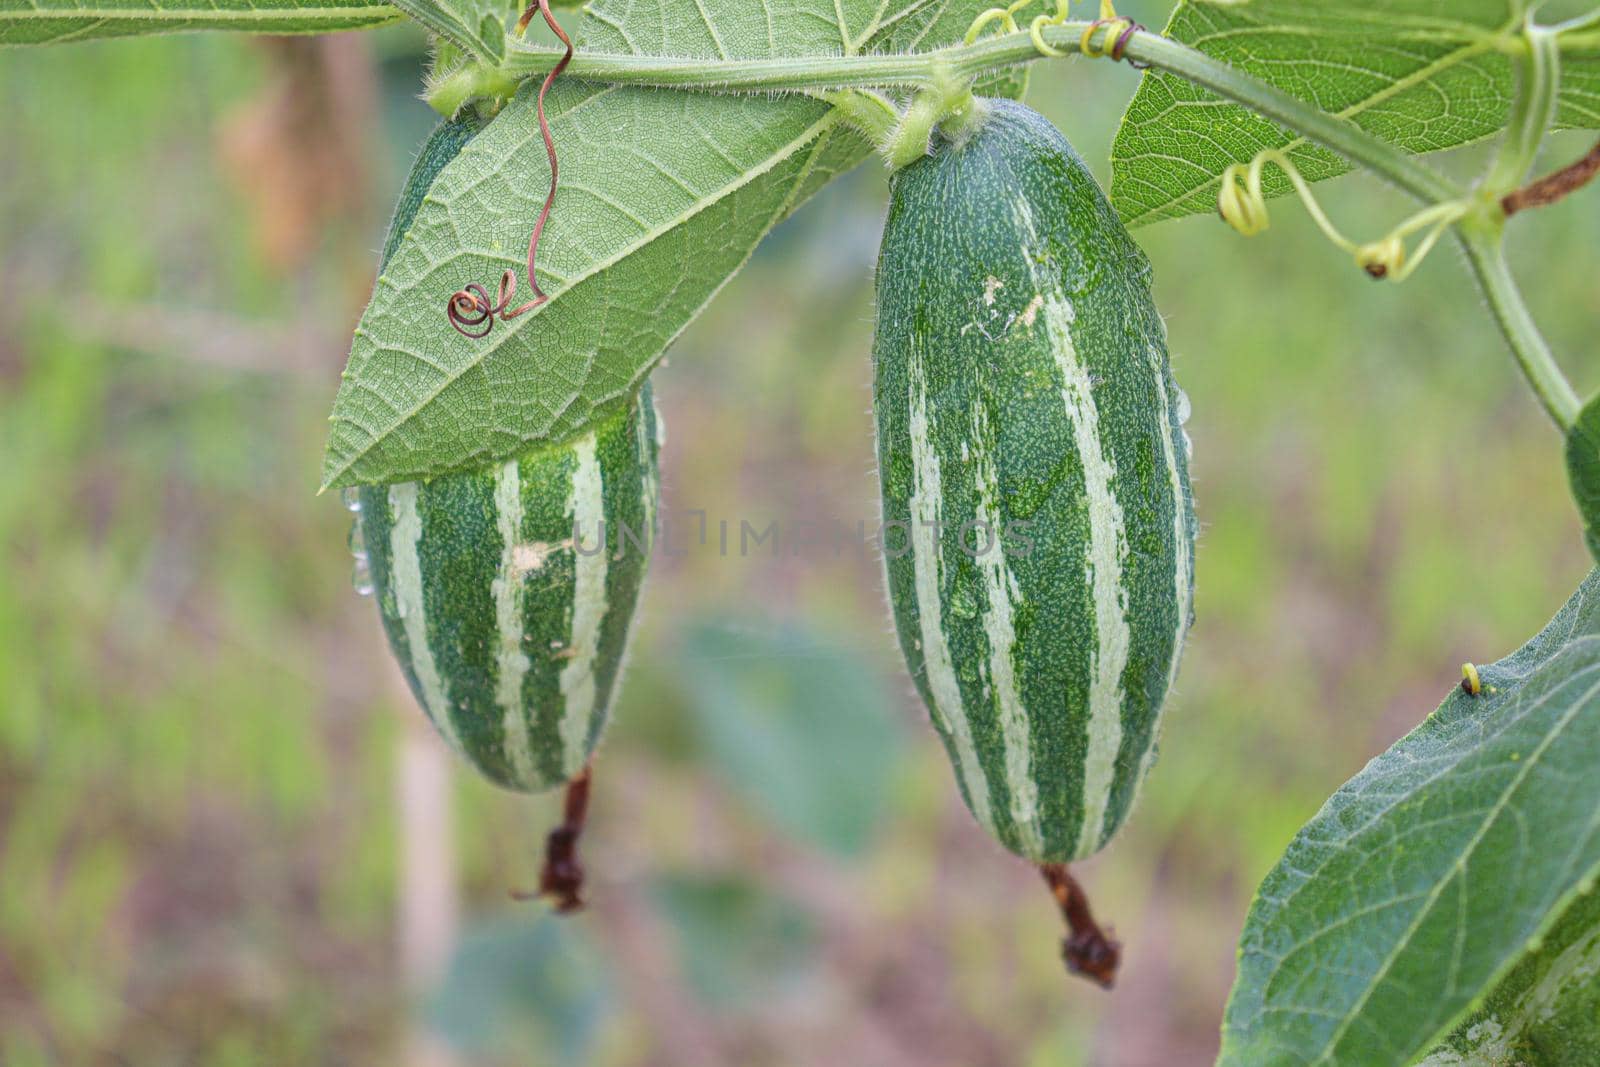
[[1216, 148, 1470, 282], [964, 0, 1035, 43], [1027, 0, 1072, 56], [446, 0, 574, 339], [964, 0, 1149, 68], [1079, 1, 1148, 68]]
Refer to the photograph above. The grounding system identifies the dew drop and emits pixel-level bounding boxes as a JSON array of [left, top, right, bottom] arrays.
[[347, 519, 367, 559], [351, 558, 374, 597], [1175, 388, 1192, 426], [341, 486, 363, 513], [1182, 429, 1194, 463]]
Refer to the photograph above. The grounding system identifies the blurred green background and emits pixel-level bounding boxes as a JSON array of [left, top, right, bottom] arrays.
[[1, 5, 1596, 1063]]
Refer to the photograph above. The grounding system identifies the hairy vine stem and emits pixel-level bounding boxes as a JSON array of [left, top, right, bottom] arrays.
[[490, 22, 1581, 431], [1458, 225, 1581, 430], [500, 25, 1461, 208]]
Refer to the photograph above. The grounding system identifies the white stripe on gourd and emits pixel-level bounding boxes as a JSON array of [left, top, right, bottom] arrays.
[[389, 481, 464, 755], [906, 344, 997, 837], [492, 459, 538, 785], [557, 431, 608, 776], [970, 397, 1042, 856], [1013, 197, 1132, 858]]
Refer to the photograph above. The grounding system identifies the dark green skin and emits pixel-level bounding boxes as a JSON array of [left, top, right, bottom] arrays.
[[380, 112, 484, 272], [357, 389, 658, 791], [355, 110, 660, 791], [873, 98, 1195, 861]]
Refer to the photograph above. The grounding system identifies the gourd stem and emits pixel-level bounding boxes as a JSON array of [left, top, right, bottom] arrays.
[[513, 763, 593, 912], [1040, 863, 1121, 988]]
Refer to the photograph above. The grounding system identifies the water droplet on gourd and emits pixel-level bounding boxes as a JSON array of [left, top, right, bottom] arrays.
[[341, 486, 362, 513], [347, 520, 366, 560], [1175, 388, 1192, 426], [351, 558, 374, 597], [1182, 429, 1194, 463]]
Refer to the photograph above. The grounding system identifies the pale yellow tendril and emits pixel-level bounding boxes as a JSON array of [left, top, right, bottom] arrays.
[[964, 0, 1036, 44], [1217, 148, 1471, 281], [1080, 0, 1137, 60], [1028, 0, 1073, 56]]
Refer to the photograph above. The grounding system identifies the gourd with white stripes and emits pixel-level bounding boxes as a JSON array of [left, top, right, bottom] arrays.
[[350, 111, 660, 792], [355, 389, 660, 791], [873, 98, 1196, 862]]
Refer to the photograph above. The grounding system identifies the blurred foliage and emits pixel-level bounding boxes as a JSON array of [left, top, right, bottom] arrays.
[[649, 873, 819, 1011], [426, 916, 610, 1065], [671, 618, 903, 858], [0, 1, 1597, 1063]]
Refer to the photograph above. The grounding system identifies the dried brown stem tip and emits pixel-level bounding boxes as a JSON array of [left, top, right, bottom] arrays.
[[512, 764, 592, 913], [1501, 139, 1600, 218], [1039, 863, 1122, 989]]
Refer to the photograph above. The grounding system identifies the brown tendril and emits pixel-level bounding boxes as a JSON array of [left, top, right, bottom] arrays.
[[1085, 17, 1150, 69], [446, 0, 574, 339], [1039, 863, 1122, 988]]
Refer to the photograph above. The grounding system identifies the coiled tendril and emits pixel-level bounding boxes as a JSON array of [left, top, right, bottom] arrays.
[[446, 0, 574, 339], [1217, 148, 1470, 281], [964, 0, 1148, 68], [1078, 1, 1148, 68]]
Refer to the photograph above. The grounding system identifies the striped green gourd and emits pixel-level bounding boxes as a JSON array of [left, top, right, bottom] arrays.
[[873, 98, 1196, 862], [355, 388, 660, 791], [351, 111, 661, 792]]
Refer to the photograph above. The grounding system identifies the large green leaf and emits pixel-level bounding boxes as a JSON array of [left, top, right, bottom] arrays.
[[320, 0, 1019, 489], [426, 914, 611, 1064], [1110, 0, 1600, 227], [1419, 886, 1600, 1066], [649, 872, 819, 1011], [672, 618, 903, 858], [1219, 568, 1600, 1067], [0, 0, 397, 45], [1566, 392, 1600, 564]]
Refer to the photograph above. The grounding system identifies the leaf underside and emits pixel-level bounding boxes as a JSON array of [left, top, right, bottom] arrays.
[[1219, 567, 1600, 1067], [0, 0, 398, 45], [1111, 0, 1600, 228], [321, 0, 1024, 489]]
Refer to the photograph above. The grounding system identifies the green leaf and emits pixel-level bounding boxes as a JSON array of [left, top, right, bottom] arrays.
[[1219, 568, 1600, 1067], [1566, 393, 1600, 563], [0, 0, 397, 45], [1110, 0, 1600, 227], [1420, 885, 1600, 1066], [649, 872, 818, 1010], [673, 617, 903, 858], [321, 0, 1017, 489]]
